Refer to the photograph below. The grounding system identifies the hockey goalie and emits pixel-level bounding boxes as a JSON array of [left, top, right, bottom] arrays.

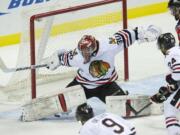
[[20, 24, 161, 121]]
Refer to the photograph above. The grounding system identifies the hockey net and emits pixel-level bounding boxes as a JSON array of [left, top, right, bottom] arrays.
[[1, 0, 127, 102]]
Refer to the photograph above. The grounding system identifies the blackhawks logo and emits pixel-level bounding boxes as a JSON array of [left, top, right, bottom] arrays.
[[89, 60, 110, 78]]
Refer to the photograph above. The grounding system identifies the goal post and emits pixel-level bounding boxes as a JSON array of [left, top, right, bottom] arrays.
[[29, 0, 128, 99], [0, 0, 128, 102]]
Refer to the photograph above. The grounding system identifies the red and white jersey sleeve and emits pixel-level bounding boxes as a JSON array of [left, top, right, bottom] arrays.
[[165, 46, 180, 81], [57, 29, 136, 89], [79, 113, 136, 135]]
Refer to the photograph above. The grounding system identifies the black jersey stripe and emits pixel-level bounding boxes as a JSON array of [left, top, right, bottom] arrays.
[[172, 71, 180, 73], [130, 127, 135, 131], [118, 30, 130, 48], [119, 31, 130, 47], [123, 29, 132, 44], [166, 123, 180, 128], [170, 90, 180, 107], [58, 54, 64, 65], [172, 63, 180, 69], [76, 69, 118, 85]]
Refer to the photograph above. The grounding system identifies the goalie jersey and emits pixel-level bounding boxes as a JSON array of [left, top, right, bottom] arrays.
[[79, 113, 136, 135], [57, 29, 136, 89]]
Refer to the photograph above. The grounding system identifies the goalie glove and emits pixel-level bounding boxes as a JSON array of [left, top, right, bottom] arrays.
[[43, 51, 62, 71], [166, 74, 179, 93], [150, 86, 171, 103], [134, 25, 162, 43]]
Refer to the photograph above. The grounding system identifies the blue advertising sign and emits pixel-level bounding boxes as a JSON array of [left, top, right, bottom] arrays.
[[0, 0, 51, 16]]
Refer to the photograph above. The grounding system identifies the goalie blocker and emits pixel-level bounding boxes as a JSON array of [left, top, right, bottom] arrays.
[[21, 85, 86, 122], [106, 95, 164, 118]]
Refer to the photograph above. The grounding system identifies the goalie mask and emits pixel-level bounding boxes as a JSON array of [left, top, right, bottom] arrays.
[[157, 33, 175, 55], [168, 0, 180, 20], [78, 35, 98, 64], [75, 103, 94, 125]]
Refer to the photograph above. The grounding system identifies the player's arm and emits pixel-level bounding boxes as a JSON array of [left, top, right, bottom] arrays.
[[151, 86, 172, 103], [151, 76, 179, 104], [165, 74, 179, 93], [113, 25, 161, 49], [44, 49, 78, 70], [151, 50, 180, 103]]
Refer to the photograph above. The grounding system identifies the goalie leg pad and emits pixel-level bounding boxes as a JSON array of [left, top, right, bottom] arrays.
[[106, 95, 164, 117], [21, 86, 86, 122], [106, 95, 151, 118], [150, 102, 164, 115], [21, 95, 62, 122]]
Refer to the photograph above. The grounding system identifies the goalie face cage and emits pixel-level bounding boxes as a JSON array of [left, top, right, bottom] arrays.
[[29, 0, 128, 99]]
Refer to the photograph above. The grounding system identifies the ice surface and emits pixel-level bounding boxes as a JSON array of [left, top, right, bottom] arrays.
[[0, 12, 179, 135]]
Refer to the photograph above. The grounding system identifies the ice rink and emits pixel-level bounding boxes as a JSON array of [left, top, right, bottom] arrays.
[[0, 12, 179, 135]]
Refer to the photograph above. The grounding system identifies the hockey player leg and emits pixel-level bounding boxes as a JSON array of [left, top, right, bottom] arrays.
[[21, 85, 86, 122], [165, 117, 180, 135], [98, 82, 128, 102], [164, 94, 180, 135]]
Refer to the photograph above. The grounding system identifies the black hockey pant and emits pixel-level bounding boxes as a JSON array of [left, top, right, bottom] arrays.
[[66, 78, 126, 103]]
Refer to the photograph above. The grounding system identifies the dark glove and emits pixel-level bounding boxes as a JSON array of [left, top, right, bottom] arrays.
[[151, 94, 166, 103], [166, 74, 178, 92], [166, 74, 177, 84], [150, 86, 171, 103], [133, 27, 138, 40]]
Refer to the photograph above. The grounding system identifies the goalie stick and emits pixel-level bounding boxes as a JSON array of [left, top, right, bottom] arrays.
[[126, 101, 152, 116], [0, 57, 48, 73], [130, 90, 168, 116]]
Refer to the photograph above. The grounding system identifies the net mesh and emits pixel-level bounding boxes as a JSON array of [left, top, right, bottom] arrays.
[[1, 0, 124, 102]]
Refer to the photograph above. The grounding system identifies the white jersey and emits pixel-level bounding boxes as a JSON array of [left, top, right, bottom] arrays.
[[79, 113, 136, 135], [164, 46, 180, 108], [58, 29, 136, 89], [164, 46, 180, 110], [165, 46, 180, 81], [163, 46, 180, 135]]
